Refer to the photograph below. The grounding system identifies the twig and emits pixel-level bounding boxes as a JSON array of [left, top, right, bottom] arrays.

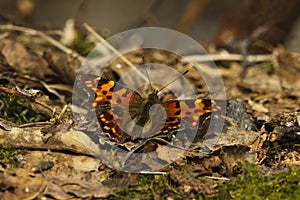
[[57, 104, 69, 121], [0, 24, 84, 62], [44, 84, 73, 93], [0, 85, 37, 100], [19, 121, 53, 128], [184, 53, 274, 63], [140, 171, 167, 175], [204, 176, 230, 181], [40, 81, 66, 104], [83, 23, 147, 81]]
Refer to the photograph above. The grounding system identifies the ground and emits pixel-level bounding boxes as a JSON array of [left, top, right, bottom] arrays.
[[0, 25, 300, 199]]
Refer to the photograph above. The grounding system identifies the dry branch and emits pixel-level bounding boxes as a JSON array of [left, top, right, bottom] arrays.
[[0, 125, 100, 156]]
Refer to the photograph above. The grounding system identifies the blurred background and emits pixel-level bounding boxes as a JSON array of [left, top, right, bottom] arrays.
[[0, 0, 300, 52]]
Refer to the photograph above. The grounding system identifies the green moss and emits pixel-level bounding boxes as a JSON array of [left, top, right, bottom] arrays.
[[106, 175, 154, 200], [213, 162, 300, 200], [106, 175, 176, 200], [72, 33, 95, 56], [104, 162, 300, 199], [107, 170, 124, 179], [0, 146, 27, 167], [106, 173, 207, 200], [253, 62, 276, 74], [0, 85, 42, 124]]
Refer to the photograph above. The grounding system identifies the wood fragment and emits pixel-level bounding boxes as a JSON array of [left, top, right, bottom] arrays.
[[0, 125, 100, 156]]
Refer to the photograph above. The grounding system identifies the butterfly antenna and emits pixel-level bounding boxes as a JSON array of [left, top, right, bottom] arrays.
[[158, 70, 189, 94], [142, 56, 154, 92]]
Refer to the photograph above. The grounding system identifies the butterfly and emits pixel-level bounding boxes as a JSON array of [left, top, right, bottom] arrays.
[[84, 72, 221, 144]]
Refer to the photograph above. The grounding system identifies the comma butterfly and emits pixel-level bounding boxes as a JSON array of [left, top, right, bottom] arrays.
[[85, 71, 221, 144]]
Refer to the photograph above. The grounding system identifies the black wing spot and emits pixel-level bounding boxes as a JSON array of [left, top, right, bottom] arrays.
[[174, 111, 181, 116], [175, 101, 180, 108], [109, 87, 115, 92]]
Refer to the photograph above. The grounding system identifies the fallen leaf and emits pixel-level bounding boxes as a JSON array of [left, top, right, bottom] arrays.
[[0, 39, 56, 81]]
